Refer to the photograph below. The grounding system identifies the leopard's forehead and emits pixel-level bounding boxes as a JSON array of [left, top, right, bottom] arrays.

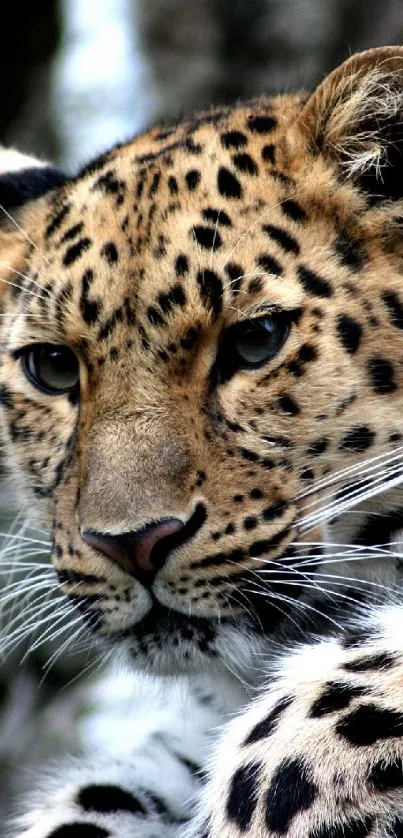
[[15, 93, 366, 369]]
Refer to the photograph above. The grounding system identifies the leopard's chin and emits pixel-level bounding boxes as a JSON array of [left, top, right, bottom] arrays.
[[103, 601, 221, 674], [101, 595, 292, 676], [70, 561, 312, 675]]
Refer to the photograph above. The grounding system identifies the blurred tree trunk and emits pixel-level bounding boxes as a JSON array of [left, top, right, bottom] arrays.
[[136, 0, 403, 121], [2, 1, 403, 160], [0, 1, 61, 159]]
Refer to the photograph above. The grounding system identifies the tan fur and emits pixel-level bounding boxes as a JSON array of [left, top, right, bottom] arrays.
[[0, 48, 402, 664], [4, 44, 403, 838]]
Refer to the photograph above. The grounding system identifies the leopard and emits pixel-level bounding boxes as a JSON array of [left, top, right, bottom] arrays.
[[2, 45, 403, 837]]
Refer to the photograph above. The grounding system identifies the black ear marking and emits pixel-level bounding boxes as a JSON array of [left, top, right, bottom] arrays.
[[0, 166, 68, 213]]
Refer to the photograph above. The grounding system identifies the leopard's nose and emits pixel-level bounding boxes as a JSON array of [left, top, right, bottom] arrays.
[[82, 518, 184, 584]]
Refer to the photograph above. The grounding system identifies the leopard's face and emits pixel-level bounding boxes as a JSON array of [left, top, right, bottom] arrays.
[[2, 48, 403, 675]]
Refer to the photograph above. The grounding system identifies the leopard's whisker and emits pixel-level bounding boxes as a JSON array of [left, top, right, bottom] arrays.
[[225, 581, 266, 634], [294, 553, 401, 570], [55, 645, 108, 694], [296, 445, 403, 501], [303, 571, 397, 594], [299, 472, 403, 530], [252, 587, 346, 632], [0, 556, 52, 569], [245, 578, 379, 610], [0, 574, 56, 601], [0, 600, 70, 656], [0, 530, 51, 546], [0, 586, 61, 626], [210, 209, 222, 273], [0, 203, 51, 267], [0, 261, 43, 287], [238, 554, 382, 609], [24, 611, 84, 658], [230, 573, 305, 635], [219, 187, 306, 274], [221, 271, 265, 295], [292, 539, 399, 554], [41, 618, 92, 678], [0, 274, 46, 300], [298, 461, 403, 518]]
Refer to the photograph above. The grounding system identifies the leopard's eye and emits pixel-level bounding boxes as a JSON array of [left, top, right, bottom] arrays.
[[20, 345, 79, 395], [233, 316, 290, 367], [215, 313, 291, 384]]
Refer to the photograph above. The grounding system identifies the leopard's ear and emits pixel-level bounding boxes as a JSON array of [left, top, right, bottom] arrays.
[[0, 147, 67, 294], [295, 46, 403, 202]]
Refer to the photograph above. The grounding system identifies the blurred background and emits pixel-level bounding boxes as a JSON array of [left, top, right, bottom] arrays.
[[1, 0, 403, 826], [3, 0, 403, 171]]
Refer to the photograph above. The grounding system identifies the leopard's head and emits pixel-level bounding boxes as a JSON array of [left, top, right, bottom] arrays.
[[1, 48, 403, 676]]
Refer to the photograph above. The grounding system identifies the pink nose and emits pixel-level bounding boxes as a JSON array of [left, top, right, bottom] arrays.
[[82, 518, 184, 584]]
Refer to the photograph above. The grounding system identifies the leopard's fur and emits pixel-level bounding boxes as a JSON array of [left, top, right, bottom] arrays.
[[3, 47, 403, 837]]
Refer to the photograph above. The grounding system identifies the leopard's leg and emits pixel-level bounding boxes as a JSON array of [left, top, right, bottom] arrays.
[[189, 605, 403, 838], [12, 751, 189, 838], [8, 672, 227, 838]]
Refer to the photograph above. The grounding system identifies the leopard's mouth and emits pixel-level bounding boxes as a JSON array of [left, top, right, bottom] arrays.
[[119, 600, 218, 644], [70, 544, 311, 630], [96, 569, 308, 672], [65, 531, 323, 674], [102, 599, 219, 672], [62, 543, 347, 677]]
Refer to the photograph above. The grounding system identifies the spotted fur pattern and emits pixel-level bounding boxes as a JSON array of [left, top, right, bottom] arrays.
[[189, 606, 403, 838], [3, 47, 403, 837]]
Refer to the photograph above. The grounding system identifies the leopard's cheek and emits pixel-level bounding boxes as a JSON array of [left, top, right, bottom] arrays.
[[0, 379, 78, 525]]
